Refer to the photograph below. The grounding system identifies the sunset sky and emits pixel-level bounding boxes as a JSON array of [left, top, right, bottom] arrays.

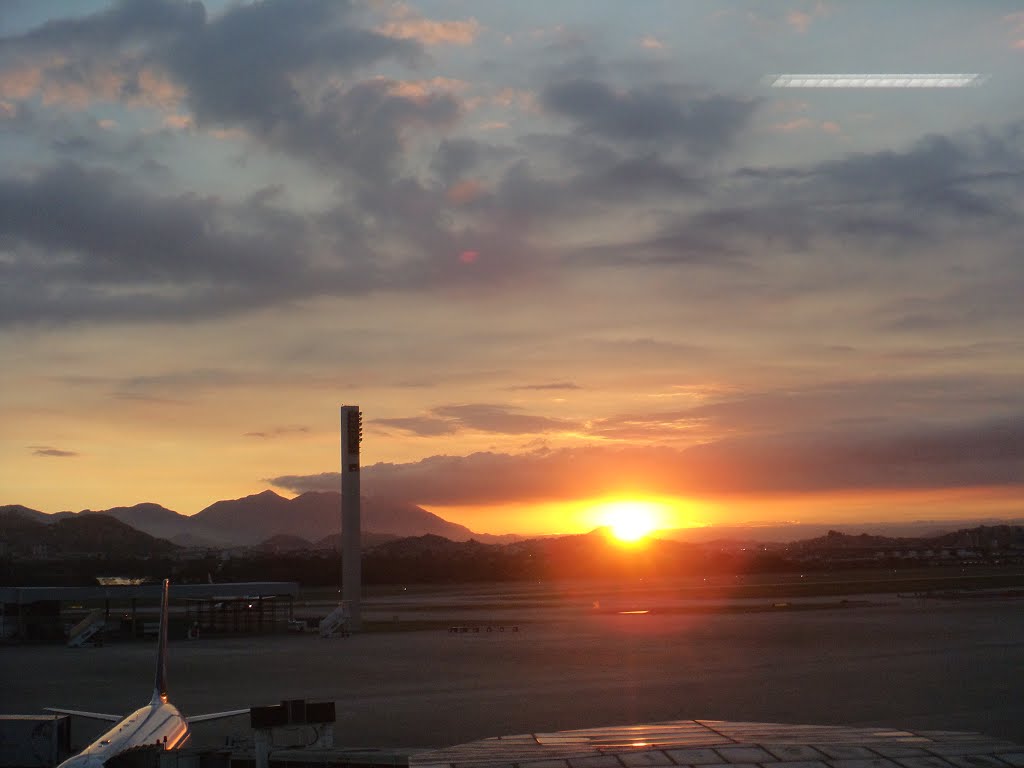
[[1, 1, 1022, 535]]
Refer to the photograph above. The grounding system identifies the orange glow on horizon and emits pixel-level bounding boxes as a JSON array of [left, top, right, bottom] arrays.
[[419, 495, 708, 537], [419, 484, 1021, 538]]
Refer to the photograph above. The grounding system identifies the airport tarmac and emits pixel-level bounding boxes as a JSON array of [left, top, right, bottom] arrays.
[[2, 586, 1023, 753]]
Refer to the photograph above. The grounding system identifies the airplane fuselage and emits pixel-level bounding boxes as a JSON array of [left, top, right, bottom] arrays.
[[55, 698, 189, 768]]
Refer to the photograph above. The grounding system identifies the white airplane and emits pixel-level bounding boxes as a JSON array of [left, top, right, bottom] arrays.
[[48, 579, 249, 768]]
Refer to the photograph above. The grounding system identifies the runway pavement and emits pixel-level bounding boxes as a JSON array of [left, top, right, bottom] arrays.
[[2, 587, 1022, 752]]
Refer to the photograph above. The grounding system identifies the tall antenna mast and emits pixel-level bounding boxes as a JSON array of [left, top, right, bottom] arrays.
[[340, 405, 362, 631]]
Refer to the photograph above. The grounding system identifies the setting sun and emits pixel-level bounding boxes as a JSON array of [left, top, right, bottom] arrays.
[[597, 500, 663, 542]]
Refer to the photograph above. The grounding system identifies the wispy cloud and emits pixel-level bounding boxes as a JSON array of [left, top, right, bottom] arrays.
[[508, 382, 583, 391], [30, 445, 78, 458], [244, 426, 310, 439], [376, 403, 579, 437]]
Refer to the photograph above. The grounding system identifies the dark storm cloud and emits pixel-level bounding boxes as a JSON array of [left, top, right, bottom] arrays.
[[572, 226, 741, 267], [0, 2, 475, 300], [585, 153, 703, 198], [540, 78, 757, 155], [680, 417, 1024, 495], [683, 376, 1024, 434], [0, 164, 296, 282], [431, 138, 483, 184], [376, 404, 579, 437], [156, 0, 454, 179], [796, 130, 1024, 225], [30, 446, 78, 458], [469, 143, 704, 231], [736, 125, 1024, 235], [2, 0, 201, 49], [5, 1, 1021, 329], [501, 146, 703, 210], [0, 159, 535, 325], [0, 162, 359, 325], [0, 0, 441, 178], [266, 78, 459, 179], [269, 415, 1024, 504], [160, 0, 416, 125], [584, 121, 1024, 270], [440, 81, 741, 227], [336, 168, 553, 293]]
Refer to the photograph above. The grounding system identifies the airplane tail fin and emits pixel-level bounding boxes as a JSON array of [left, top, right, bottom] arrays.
[[153, 578, 170, 704]]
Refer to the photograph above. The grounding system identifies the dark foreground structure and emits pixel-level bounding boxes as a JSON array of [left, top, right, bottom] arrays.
[[413, 719, 1024, 768], [0, 583, 299, 644], [7, 713, 1024, 768], [3, 585, 1023, 768]]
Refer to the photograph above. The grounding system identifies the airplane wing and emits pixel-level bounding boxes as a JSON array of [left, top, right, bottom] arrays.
[[186, 708, 250, 723], [45, 707, 122, 722]]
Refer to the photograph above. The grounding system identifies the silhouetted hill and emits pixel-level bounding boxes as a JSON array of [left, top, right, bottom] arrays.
[[193, 490, 293, 540], [190, 490, 504, 545], [0, 505, 49, 523], [314, 531, 401, 550], [0, 509, 47, 532], [168, 531, 226, 548], [289, 491, 496, 541], [663, 518, 1024, 544], [0, 512, 178, 557], [931, 524, 1024, 549], [255, 534, 314, 553], [2, 492, 505, 548], [368, 533, 495, 558], [788, 525, 1024, 552], [66, 515, 179, 555], [353, 495, 480, 540], [790, 530, 903, 550], [6, 491, 1023, 564], [93, 503, 191, 541]]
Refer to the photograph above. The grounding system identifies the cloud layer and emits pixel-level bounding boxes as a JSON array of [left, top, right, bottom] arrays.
[[2, 1, 1022, 522], [271, 413, 1024, 505]]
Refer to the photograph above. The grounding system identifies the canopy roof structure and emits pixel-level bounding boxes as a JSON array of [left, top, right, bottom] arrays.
[[411, 719, 1024, 768]]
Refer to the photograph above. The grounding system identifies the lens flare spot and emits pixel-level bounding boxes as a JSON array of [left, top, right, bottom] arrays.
[[460, 250, 479, 264]]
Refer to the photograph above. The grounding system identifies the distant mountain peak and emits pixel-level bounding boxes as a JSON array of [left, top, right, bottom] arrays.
[[255, 489, 286, 498], [3, 490, 520, 549]]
